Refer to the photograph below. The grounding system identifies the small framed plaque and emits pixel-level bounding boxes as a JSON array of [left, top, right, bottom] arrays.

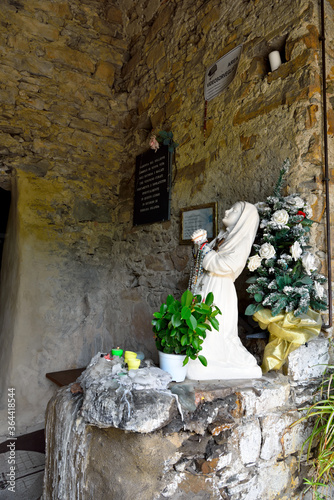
[[180, 202, 218, 245]]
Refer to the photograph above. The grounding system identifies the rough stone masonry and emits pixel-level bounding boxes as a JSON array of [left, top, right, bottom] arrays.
[[43, 338, 329, 499]]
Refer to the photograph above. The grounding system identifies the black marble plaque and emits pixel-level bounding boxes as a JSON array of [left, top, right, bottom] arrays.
[[133, 145, 172, 226]]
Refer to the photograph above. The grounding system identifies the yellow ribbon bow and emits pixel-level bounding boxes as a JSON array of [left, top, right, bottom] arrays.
[[253, 308, 322, 373]]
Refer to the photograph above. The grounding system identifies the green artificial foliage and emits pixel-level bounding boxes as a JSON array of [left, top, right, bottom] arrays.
[[152, 289, 221, 366], [157, 130, 179, 153], [245, 159, 327, 317]]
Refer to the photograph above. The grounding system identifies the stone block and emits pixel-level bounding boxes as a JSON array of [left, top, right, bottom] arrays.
[[327, 107, 334, 135], [122, 50, 141, 78], [240, 134, 257, 151], [73, 199, 110, 223], [144, 0, 161, 23], [13, 54, 54, 78], [260, 412, 292, 460], [286, 338, 329, 382], [241, 375, 290, 417], [282, 417, 313, 457], [7, 34, 30, 52], [92, 16, 120, 37], [200, 7, 220, 34], [106, 5, 123, 25], [237, 419, 261, 465], [94, 62, 115, 86], [146, 41, 165, 69], [45, 46, 95, 73], [305, 104, 318, 129], [257, 461, 291, 499], [146, 3, 174, 44]]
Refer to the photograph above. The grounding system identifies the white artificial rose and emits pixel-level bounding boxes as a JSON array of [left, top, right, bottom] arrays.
[[293, 196, 305, 208], [284, 195, 295, 205], [314, 281, 324, 299], [284, 195, 305, 208], [248, 254, 262, 272], [302, 252, 317, 275], [272, 209, 289, 225], [259, 243, 276, 260], [290, 241, 302, 260]]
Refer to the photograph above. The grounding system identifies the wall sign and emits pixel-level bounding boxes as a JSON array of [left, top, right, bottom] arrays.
[[133, 145, 172, 226], [204, 45, 242, 101]]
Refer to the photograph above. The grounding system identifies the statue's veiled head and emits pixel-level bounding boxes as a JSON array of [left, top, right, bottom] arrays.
[[222, 201, 244, 231]]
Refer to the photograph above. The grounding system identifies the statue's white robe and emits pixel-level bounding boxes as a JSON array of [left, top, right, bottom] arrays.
[[187, 202, 262, 380]]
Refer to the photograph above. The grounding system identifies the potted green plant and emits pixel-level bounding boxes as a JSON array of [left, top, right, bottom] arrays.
[[152, 289, 221, 381]]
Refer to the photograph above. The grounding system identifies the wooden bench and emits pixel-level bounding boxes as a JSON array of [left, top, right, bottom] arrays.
[[46, 368, 86, 387]]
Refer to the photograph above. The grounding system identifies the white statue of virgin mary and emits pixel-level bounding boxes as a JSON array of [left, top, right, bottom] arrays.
[[187, 201, 262, 380]]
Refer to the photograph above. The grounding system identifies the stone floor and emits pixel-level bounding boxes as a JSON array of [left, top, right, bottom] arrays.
[[0, 430, 45, 500], [0, 450, 44, 499]]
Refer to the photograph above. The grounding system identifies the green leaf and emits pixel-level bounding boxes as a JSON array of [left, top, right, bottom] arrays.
[[209, 316, 219, 331], [160, 303, 167, 315], [153, 312, 162, 318], [205, 292, 214, 306], [166, 295, 174, 306], [301, 218, 313, 226], [171, 313, 182, 327], [198, 355, 207, 367], [181, 289, 193, 307], [196, 323, 209, 332], [186, 314, 197, 330], [301, 276, 313, 285], [254, 293, 263, 303], [182, 356, 189, 366], [192, 338, 200, 350], [245, 303, 259, 316], [181, 334, 188, 346], [246, 277, 258, 283], [283, 274, 292, 286], [211, 309, 220, 317], [153, 319, 165, 331], [276, 276, 285, 290], [194, 303, 211, 314], [181, 306, 191, 320]]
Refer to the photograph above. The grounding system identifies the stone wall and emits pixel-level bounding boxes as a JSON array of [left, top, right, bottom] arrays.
[[0, 0, 333, 439], [0, 0, 130, 438]]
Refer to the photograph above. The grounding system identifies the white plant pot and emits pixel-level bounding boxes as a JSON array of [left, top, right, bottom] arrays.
[[158, 351, 187, 382]]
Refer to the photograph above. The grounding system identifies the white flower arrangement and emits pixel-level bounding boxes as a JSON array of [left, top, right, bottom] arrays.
[[246, 159, 327, 318]]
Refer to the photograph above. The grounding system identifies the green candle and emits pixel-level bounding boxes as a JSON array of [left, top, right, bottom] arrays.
[[111, 347, 123, 357]]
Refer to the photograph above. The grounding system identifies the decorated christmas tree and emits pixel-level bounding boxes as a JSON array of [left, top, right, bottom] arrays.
[[246, 159, 327, 318], [245, 160, 327, 372]]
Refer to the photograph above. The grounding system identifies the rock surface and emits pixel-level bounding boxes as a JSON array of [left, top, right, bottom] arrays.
[[78, 354, 178, 432]]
